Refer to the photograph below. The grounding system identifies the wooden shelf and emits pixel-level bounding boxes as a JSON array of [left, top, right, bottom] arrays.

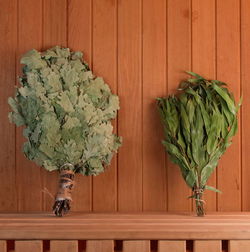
[[0, 212, 250, 240]]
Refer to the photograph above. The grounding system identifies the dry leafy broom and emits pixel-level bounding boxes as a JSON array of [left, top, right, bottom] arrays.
[[157, 72, 241, 216], [8, 46, 121, 216]]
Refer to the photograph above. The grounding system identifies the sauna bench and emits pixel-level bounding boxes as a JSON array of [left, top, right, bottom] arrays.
[[0, 213, 250, 251], [0, 212, 250, 240]]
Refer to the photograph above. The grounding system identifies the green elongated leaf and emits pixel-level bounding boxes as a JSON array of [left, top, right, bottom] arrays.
[[201, 144, 226, 185], [206, 111, 220, 155], [177, 131, 186, 152], [220, 98, 234, 126], [205, 185, 222, 193], [185, 87, 199, 98], [212, 83, 236, 115], [157, 71, 241, 203], [186, 99, 195, 124], [225, 117, 238, 141], [180, 103, 190, 141], [199, 102, 210, 134], [212, 80, 227, 86], [162, 140, 190, 170], [191, 107, 205, 167], [185, 169, 196, 188], [179, 93, 188, 105], [188, 78, 200, 83], [186, 71, 204, 80]]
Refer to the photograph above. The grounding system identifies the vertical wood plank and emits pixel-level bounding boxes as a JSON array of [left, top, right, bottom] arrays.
[[16, 0, 43, 211], [191, 0, 217, 211], [42, 0, 67, 211], [241, 0, 250, 211], [216, 0, 241, 211], [229, 240, 250, 252], [50, 241, 78, 252], [92, 0, 118, 212], [159, 240, 186, 252], [167, 0, 192, 211], [43, 0, 67, 49], [142, 0, 167, 211], [0, 241, 6, 252], [194, 240, 221, 252], [118, 0, 143, 211], [15, 241, 43, 252], [0, 0, 17, 212], [86, 240, 114, 252], [68, 0, 92, 212], [123, 241, 150, 252]]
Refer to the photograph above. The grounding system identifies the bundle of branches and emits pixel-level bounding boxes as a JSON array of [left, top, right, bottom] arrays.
[[157, 72, 241, 216], [8, 46, 122, 216]]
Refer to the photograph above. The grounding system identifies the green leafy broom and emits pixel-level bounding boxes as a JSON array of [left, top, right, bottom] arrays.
[[8, 46, 121, 216], [157, 72, 241, 216]]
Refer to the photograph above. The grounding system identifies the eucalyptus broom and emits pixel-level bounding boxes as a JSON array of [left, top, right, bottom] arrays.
[[8, 46, 121, 216], [157, 72, 241, 216]]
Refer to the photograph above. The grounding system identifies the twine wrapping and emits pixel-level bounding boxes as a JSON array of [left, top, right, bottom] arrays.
[[55, 168, 75, 201], [192, 187, 206, 204]]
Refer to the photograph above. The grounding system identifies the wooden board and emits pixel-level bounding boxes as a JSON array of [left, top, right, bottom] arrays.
[[0, 213, 250, 240], [92, 0, 118, 212], [167, 0, 192, 211], [86, 240, 114, 252], [50, 241, 78, 252], [216, 0, 241, 211], [229, 240, 250, 252], [15, 240, 42, 252], [42, 0, 67, 211], [191, 0, 216, 211], [0, 0, 17, 212], [0, 241, 6, 252], [68, 0, 92, 212], [117, 0, 143, 211], [241, 0, 250, 211], [194, 240, 221, 252], [142, 0, 167, 211], [158, 240, 186, 252], [123, 241, 150, 252], [16, 0, 43, 212]]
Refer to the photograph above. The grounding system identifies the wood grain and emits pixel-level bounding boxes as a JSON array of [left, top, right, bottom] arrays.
[[92, 0, 118, 212], [0, 213, 250, 240], [86, 240, 114, 252], [68, 0, 93, 212], [142, 0, 167, 211], [123, 241, 150, 252], [194, 240, 221, 252], [15, 240, 42, 252], [16, 0, 43, 212], [216, 0, 241, 211], [117, 0, 143, 211], [50, 241, 78, 252], [191, 0, 216, 211], [0, 0, 17, 212], [241, 0, 250, 211], [0, 0, 249, 214], [158, 240, 186, 252], [0, 241, 6, 252], [167, 0, 192, 211], [42, 0, 67, 211], [229, 240, 250, 252]]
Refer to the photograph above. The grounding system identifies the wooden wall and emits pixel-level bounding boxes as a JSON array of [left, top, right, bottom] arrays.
[[0, 0, 249, 213]]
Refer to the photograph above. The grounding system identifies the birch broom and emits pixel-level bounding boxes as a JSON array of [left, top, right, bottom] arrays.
[[8, 46, 121, 216], [157, 72, 241, 216]]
